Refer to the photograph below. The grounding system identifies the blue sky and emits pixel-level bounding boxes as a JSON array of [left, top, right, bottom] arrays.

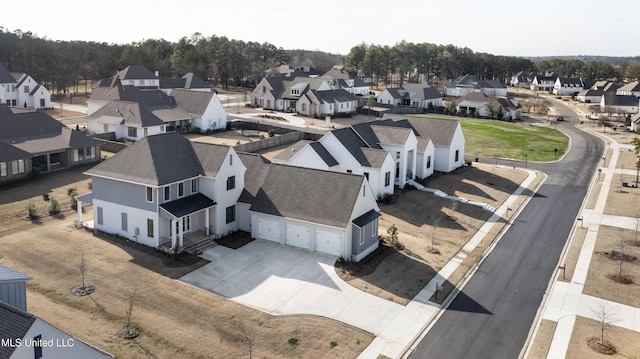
[[3, 0, 638, 57]]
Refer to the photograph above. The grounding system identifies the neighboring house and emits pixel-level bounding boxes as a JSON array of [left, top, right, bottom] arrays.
[[0, 265, 113, 359], [616, 81, 640, 97], [159, 72, 212, 95], [274, 115, 463, 193], [444, 74, 507, 97], [0, 264, 31, 312], [530, 74, 558, 92], [382, 114, 466, 173], [0, 105, 102, 186], [251, 66, 369, 116], [600, 94, 639, 114], [456, 92, 522, 120], [377, 83, 443, 108], [0, 63, 51, 110], [630, 112, 640, 132], [577, 81, 620, 103], [87, 80, 226, 140], [77, 132, 381, 262], [110, 64, 159, 88], [510, 71, 535, 88], [553, 77, 585, 96]]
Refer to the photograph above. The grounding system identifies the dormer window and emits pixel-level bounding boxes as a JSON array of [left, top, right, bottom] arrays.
[[292, 89, 300, 95]]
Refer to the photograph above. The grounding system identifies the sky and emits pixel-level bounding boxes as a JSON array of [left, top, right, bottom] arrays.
[[3, 0, 639, 57]]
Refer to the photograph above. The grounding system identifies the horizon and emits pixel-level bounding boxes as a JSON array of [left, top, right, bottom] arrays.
[[2, 0, 639, 58]]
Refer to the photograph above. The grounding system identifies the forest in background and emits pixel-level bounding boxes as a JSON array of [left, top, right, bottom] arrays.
[[1, 28, 639, 95]]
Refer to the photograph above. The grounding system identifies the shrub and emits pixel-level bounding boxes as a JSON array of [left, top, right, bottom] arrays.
[[268, 129, 276, 137], [27, 201, 38, 219], [377, 192, 392, 204], [288, 338, 299, 346], [386, 224, 399, 244], [330, 341, 338, 348], [48, 196, 60, 215]]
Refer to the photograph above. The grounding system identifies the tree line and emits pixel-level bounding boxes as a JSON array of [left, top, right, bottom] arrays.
[[2, 27, 640, 96], [0, 29, 290, 94], [344, 42, 640, 87]]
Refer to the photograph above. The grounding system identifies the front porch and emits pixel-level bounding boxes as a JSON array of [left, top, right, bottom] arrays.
[[159, 230, 217, 255]]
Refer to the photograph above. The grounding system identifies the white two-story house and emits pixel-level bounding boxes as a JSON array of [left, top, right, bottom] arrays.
[[0, 63, 51, 109]]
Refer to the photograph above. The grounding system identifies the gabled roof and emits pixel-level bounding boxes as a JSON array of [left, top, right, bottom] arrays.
[[237, 152, 272, 204], [0, 140, 31, 161], [309, 142, 339, 167], [383, 87, 408, 99], [86, 132, 228, 186], [88, 101, 166, 128], [382, 114, 460, 147], [311, 89, 357, 103], [273, 140, 339, 168], [250, 164, 364, 228], [0, 301, 36, 358], [159, 72, 210, 90], [557, 77, 584, 87], [0, 63, 16, 83], [115, 65, 158, 80], [272, 140, 311, 162], [170, 90, 216, 112], [370, 125, 412, 146], [330, 127, 372, 166]]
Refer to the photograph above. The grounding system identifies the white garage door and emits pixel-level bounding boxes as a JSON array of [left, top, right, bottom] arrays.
[[315, 229, 342, 256], [258, 218, 281, 242], [286, 223, 310, 249]]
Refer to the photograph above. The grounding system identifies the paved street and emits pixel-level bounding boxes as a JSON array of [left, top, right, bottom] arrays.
[[408, 102, 604, 359]]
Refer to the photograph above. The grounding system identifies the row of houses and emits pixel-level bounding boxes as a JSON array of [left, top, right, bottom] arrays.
[[76, 114, 465, 262], [0, 63, 51, 110]]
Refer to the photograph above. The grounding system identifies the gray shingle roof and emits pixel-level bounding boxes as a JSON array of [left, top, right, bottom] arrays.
[[330, 128, 372, 166], [604, 95, 639, 107], [0, 301, 35, 359], [181, 73, 210, 89], [272, 140, 311, 162], [170, 89, 215, 115], [250, 164, 364, 228], [0, 108, 101, 154], [87, 133, 198, 186], [309, 142, 339, 167], [115, 65, 158, 80], [382, 114, 460, 147], [0, 140, 31, 161], [311, 89, 357, 103], [237, 152, 272, 204], [370, 125, 412, 146], [88, 101, 166, 127], [618, 81, 640, 93], [0, 63, 16, 83]]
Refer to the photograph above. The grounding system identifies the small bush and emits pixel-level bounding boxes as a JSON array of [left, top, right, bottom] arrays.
[[27, 201, 38, 219], [330, 341, 338, 348], [48, 196, 60, 215], [377, 192, 392, 204], [288, 338, 299, 346]]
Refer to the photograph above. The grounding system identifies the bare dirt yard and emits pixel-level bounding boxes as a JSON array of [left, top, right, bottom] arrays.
[[337, 163, 535, 305], [0, 170, 372, 359]]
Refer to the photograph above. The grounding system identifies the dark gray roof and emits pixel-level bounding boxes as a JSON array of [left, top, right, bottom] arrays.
[[0, 63, 16, 83], [181, 73, 210, 89], [352, 209, 380, 227], [0, 109, 101, 154], [250, 164, 364, 228], [605, 95, 639, 107], [384, 88, 408, 99], [558, 77, 584, 87], [170, 89, 215, 115], [422, 86, 443, 100], [309, 142, 339, 167], [370, 125, 412, 146], [237, 152, 272, 204], [0, 300, 35, 358], [159, 78, 185, 89], [115, 65, 157, 80], [160, 193, 215, 218], [0, 140, 31, 161], [87, 133, 194, 185], [88, 100, 166, 127], [272, 140, 311, 162], [330, 128, 373, 166], [311, 89, 357, 103]]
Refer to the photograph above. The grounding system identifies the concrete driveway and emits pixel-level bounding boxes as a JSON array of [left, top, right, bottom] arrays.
[[180, 239, 403, 335]]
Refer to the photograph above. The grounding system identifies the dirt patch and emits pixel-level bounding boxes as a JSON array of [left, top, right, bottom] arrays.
[[566, 317, 640, 359], [526, 320, 558, 359], [584, 226, 640, 307], [587, 337, 617, 355], [605, 273, 634, 285], [335, 163, 531, 305]]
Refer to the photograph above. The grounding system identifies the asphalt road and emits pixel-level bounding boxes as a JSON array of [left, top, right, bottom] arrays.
[[408, 103, 604, 359]]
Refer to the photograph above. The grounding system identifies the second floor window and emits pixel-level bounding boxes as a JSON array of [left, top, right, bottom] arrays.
[[128, 126, 137, 138], [146, 187, 153, 202], [226, 176, 235, 190]]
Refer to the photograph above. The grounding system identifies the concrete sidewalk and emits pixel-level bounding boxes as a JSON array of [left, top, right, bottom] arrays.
[[529, 130, 640, 358]]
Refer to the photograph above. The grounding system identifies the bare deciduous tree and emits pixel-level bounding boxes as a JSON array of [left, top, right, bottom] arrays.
[[591, 301, 617, 345], [79, 252, 87, 288]]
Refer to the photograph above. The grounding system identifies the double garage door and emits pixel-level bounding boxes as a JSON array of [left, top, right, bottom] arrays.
[[256, 218, 342, 256]]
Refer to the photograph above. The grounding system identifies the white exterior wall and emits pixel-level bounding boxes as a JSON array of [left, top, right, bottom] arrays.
[[10, 319, 112, 359], [92, 199, 159, 247], [238, 203, 251, 232], [377, 90, 399, 105], [1, 82, 18, 105], [319, 133, 364, 173], [416, 140, 435, 178], [196, 94, 227, 130], [32, 86, 51, 109], [434, 123, 465, 172], [370, 155, 395, 197], [481, 88, 507, 97], [379, 132, 418, 188], [274, 146, 332, 170], [423, 98, 443, 107], [211, 149, 246, 236]]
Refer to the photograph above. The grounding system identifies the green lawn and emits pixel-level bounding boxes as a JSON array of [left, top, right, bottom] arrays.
[[418, 114, 569, 162]]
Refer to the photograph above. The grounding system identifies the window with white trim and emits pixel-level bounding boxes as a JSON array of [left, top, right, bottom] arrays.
[[146, 187, 153, 202]]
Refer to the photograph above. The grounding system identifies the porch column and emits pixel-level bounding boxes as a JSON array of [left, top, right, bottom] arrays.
[[205, 208, 210, 236], [171, 219, 177, 249], [77, 200, 83, 225], [46, 153, 51, 172], [178, 217, 184, 247]]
